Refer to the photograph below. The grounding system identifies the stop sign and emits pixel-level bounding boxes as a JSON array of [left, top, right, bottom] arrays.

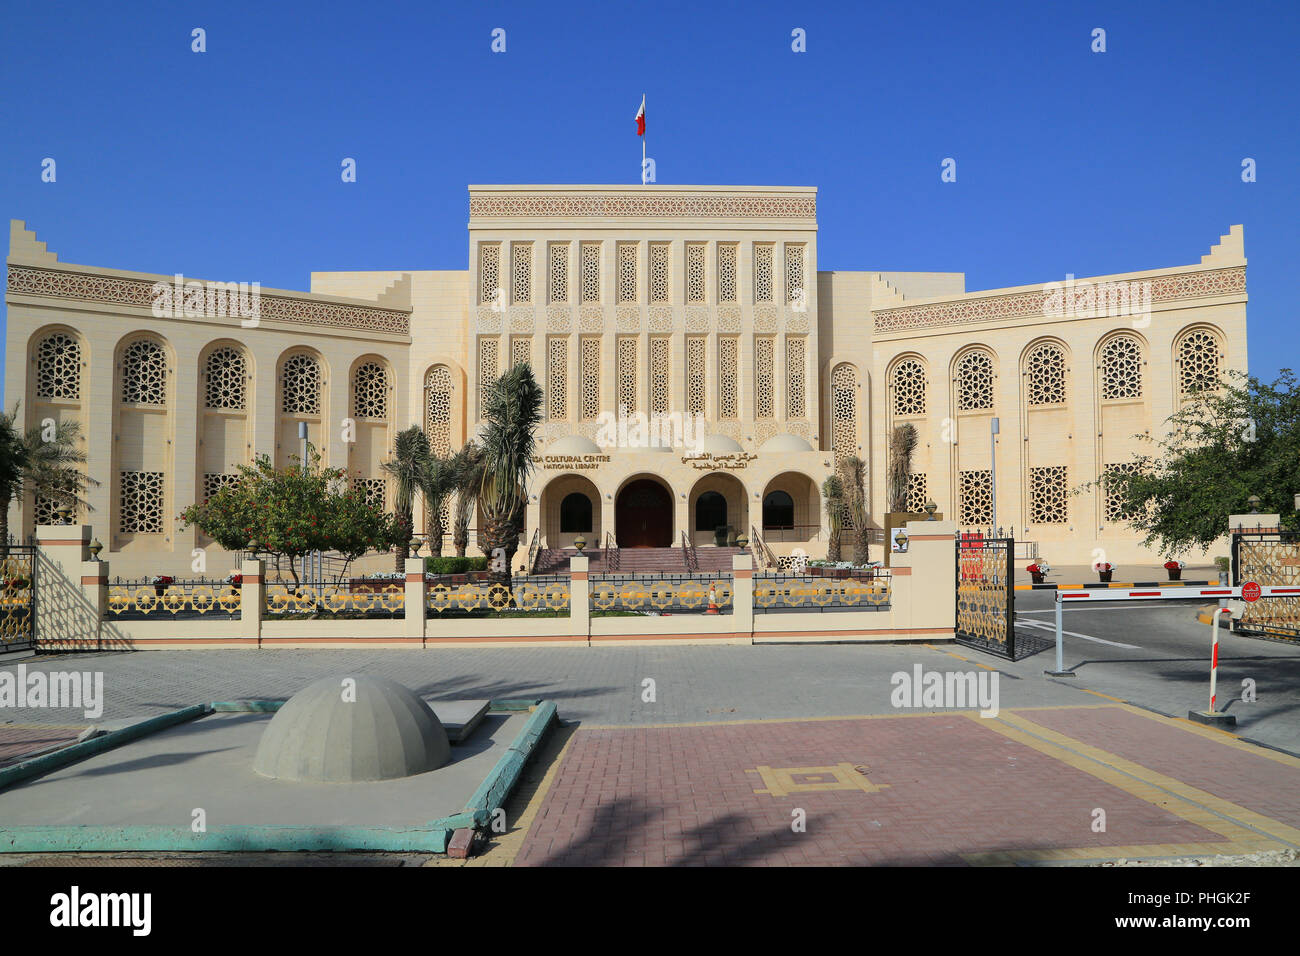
[[1242, 581, 1261, 602]]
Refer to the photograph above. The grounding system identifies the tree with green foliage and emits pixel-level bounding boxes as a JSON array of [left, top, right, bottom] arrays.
[[477, 363, 543, 592], [420, 443, 479, 559], [1081, 369, 1300, 555], [381, 425, 430, 570], [0, 403, 98, 556], [179, 450, 402, 585], [822, 474, 845, 562]]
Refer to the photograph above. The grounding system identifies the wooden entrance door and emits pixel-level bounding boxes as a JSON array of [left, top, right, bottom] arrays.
[[616, 479, 672, 547]]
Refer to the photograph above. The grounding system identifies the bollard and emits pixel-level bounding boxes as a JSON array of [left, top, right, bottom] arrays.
[[1043, 590, 1073, 677], [1188, 606, 1236, 727]]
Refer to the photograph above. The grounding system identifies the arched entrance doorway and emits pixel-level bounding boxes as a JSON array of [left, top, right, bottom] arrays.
[[539, 474, 602, 549], [615, 478, 673, 547], [688, 472, 749, 547]]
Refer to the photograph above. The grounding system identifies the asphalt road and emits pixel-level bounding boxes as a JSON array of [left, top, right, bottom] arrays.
[[1005, 590, 1300, 754]]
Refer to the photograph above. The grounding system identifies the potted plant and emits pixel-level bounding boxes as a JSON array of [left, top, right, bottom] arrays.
[[1214, 556, 1230, 586], [151, 574, 175, 596], [714, 525, 729, 547], [1094, 561, 1114, 583], [1163, 559, 1185, 581], [226, 571, 243, 587], [1026, 562, 1048, 585]]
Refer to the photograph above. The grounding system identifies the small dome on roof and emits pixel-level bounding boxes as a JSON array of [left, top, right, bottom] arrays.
[[699, 434, 746, 455], [545, 435, 603, 455], [760, 434, 814, 453]]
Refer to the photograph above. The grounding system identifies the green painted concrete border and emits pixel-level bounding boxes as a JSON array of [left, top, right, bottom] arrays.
[[0, 697, 557, 854]]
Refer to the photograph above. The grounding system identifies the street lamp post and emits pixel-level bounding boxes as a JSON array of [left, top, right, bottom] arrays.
[[990, 417, 1000, 533]]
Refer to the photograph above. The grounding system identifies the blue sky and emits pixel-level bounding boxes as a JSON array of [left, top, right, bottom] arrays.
[[2, 0, 1296, 395]]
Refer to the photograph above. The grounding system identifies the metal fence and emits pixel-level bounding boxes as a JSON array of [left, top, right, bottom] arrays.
[[0, 547, 37, 650], [752, 571, 890, 613], [426, 574, 570, 617], [590, 573, 733, 614], [108, 578, 242, 620], [264, 580, 405, 618]]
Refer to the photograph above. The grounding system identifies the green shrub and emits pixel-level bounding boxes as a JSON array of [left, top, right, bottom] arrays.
[[424, 556, 490, 575]]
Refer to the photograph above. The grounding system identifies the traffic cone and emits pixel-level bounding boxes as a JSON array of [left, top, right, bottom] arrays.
[[706, 583, 719, 614]]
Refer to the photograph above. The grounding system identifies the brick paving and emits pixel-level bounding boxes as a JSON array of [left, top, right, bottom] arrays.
[[0, 724, 85, 765], [513, 705, 1300, 866]]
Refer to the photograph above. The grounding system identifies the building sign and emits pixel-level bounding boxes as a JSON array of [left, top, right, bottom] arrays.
[[533, 454, 611, 471], [681, 452, 759, 470]]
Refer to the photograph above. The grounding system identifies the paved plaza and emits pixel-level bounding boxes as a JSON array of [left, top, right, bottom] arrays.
[[2, 607, 1298, 866]]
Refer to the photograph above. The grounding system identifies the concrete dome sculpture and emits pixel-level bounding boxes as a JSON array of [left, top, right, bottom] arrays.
[[253, 676, 450, 783], [699, 434, 746, 455], [759, 434, 814, 453]]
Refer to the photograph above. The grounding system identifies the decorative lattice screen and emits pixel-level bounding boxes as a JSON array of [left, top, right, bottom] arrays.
[[649, 243, 669, 303], [120, 471, 165, 533], [617, 337, 637, 413], [1100, 335, 1143, 400], [281, 353, 321, 415], [121, 339, 167, 406], [580, 243, 601, 304], [478, 338, 499, 414], [549, 243, 568, 303], [580, 338, 600, 421], [1176, 329, 1223, 398], [1026, 343, 1066, 406], [511, 243, 532, 304], [719, 337, 738, 419], [548, 338, 568, 420], [479, 243, 501, 304], [686, 336, 706, 416], [35, 332, 81, 400], [617, 243, 638, 304], [717, 243, 737, 303], [785, 244, 804, 304], [786, 337, 805, 418], [755, 337, 775, 419], [650, 337, 670, 416], [958, 469, 992, 526], [754, 244, 774, 302], [1104, 462, 1142, 522], [831, 364, 857, 461], [956, 350, 995, 411], [686, 243, 706, 303], [204, 346, 246, 410], [1029, 466, 1069, 524], [424, 365, 452, 456], [352, 362, 389, 419], [891, 358, 926, 417]]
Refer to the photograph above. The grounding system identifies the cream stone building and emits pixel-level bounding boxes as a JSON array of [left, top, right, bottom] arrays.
[[4, 185, 1247, 576]]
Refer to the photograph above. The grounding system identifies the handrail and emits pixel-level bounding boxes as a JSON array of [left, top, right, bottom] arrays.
[[679, 529, 699, 573], [750, 524, 777, 571], [604, 531, 621, 572], [526, 527, 541, 575]]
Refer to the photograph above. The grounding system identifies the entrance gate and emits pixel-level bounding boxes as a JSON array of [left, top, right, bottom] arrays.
[[1232, 530, 1300, 642], [0, 546, 37, 654], [955, 533, 1015, 659]]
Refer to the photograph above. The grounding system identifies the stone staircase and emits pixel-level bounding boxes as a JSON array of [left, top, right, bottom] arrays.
[[533, 546, 743, 575]]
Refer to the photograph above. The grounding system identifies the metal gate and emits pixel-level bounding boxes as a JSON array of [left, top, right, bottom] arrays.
[[1232, 530, 1300, 641], [0, 546, 37, 653], [955, 533, 1015, 659]]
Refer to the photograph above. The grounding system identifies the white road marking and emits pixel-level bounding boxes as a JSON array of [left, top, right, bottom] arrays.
[[1018, 604, 1189, 614], [1016, 618, 1140, 649]]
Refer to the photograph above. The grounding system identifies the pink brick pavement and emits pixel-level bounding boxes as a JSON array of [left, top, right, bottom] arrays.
[[0, 725, 84, 766], [515, 706, 1264, 866]]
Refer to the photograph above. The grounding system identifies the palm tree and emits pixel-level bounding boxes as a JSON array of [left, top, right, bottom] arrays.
[[842, 455, 870, 566], [477, 364, 542, 592], [418, 444, 476, 558], [887, 424, 919, 513], [822, 474, 844, 562], [381, 426, 430, 572], [0, 403, 98, 557]]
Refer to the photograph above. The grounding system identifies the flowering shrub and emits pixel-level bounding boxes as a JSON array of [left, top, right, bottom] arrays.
[[1093, 562, 1114, 572], [151, 574, 175, 587], [1163, 560, 1185, 570]]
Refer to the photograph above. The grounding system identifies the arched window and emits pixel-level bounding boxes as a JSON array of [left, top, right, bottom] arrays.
[[352, 361, 389, 419], [695, 491, 728, 531], [120, 337, 167, 405], [559, 493, 592, 533], [763, 491, 795, 529], [890, 358, 926, 416], [955, 350, 995, 411], [1175, 328, 1224, 398], [34, 331, 82, 400], [1025, 342, 1066, 406], [281, 353, 322, 414], [1099, 334, 1143, 400], [424, 365, 453, 457], [830, 363, 857, 462], [204, 346, 247, 410]]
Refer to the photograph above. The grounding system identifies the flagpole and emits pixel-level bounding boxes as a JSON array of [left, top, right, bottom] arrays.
[[641, 95, 646, 185]]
